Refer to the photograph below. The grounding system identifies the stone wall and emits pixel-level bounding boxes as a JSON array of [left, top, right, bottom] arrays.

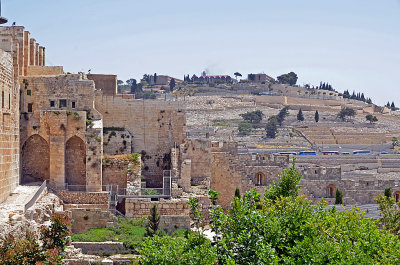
[[55, 190, 108, 205], [26, 66, 63, 76], [0, 49, 19, 203], [68, 208, 116, 233], [19, 74, 103, 188], [87, 74, 117, 96], [103, 129, 133, 155], [95, 94, 186, 187], [72, 242, 128, 256], [159, 215, 191, 234]]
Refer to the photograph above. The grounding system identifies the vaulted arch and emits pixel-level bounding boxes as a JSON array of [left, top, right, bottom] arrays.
[[255, 172, 266, 186], [327, 184, 337, 198], [65, 136, 86, 188], [22, 134, 50, 184]]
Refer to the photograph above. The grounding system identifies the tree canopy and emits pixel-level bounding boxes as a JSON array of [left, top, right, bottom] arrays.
[[338, 107, 356, 121], [239, 110, 264, 124], [277, 72, 298, 86]]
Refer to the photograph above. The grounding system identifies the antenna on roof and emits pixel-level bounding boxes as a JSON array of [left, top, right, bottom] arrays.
[[0, 0, 8, 24]]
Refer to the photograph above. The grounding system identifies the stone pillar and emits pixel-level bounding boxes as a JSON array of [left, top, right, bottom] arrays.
[[35, 43, 39, 66], [38, 46, 44, 66], [42, 47, 45, 66], [178, 159, 192, 192], [29, 38, 36, 66], [49, 136, 66, 186], [23, 31, 30, 75]]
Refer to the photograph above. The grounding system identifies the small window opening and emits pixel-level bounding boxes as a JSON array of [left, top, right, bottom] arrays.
[[59, 99, 67, 108], [71, 101, 76, 108], [28, 103, 33, 113], [50, 100, 55, 107], [27, 90, 31, 96], [1, 91, 4, 108]]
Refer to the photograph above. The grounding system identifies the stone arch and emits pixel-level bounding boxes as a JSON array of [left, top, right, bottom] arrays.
[[65, 136, 86, 188], [394, 191, 400, 203], [22, 134, 50, 184], [255, 172, 266, 186], [327, 184, 337, 198]]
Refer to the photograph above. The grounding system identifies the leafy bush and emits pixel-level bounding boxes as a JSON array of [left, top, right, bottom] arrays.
[[238, 122, 252, 135]]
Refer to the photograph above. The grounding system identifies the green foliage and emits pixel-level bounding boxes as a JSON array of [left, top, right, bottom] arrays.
[[146, 204, 161, 237], [71, 217, 147, 251], [392, 137, 399, 148], [265, 115, 278, 138], [138, 235, 217, 265], [277, 106, 289, 126], [169, 78, 176, 92], [66, 110, 72, 116], [142, 189, 159, 196], [0, 213, 71, 264], [384, 188, 392, 199], [188, 198, 203, 234], [366, 114, 378, 123], [335, 189, 343, 204], [73, 112, 81, 120], [264, 158, 302, 202], [238, 122, 252, 135], [124, 153, 140, 165], [208, 189, 219, 206], [234, 188, 241, 198], [375, 194, 400, 235], [86, 119, 93, 128], [239, 110, 264, 124], [297, 108, 304, 121], [212, 121, 230, 127], [338, 107, 356, 121], [314, 110, 319, 123], [52, 111, 60, 115], [277, 72, 298, 85], [103, 126, 125, 132]]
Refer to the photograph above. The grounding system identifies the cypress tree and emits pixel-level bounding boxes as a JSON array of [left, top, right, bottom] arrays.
[[335, 189, 343, 205], [297, 109, 304, 121], [314, 110, 319, 123], [234, 188, 241, 198], [146, 204, 160, 237], [385, 188, 392, 199]]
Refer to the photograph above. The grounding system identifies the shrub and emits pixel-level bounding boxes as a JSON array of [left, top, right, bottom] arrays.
[[238, 122, 252, 135]]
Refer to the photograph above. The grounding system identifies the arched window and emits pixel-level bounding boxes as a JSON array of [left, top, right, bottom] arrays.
[[394, 191, 400, 203], [326, 184, 337, 198], [255, 172, 266, 186]]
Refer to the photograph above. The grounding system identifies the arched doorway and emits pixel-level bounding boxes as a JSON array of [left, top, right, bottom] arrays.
[[394, 191, 400, 203], [65, 136, 86, 189], [22, 135, 50, 184], [327, 184, 337, 198], [255, 172, 266, 186]]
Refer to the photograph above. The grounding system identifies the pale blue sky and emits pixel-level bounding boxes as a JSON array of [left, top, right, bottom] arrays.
[[3, 0, 400, 105]]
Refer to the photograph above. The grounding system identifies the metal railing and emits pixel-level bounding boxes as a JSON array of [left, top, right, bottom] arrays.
[[24, 180, 47, 212]]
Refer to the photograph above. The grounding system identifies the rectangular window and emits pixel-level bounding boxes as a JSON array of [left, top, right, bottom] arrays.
[[1, 91, 4, 108], [50, 100, 55, 107], [27, 90, 31, 96], [28, 103, 33, 113], [59, 99, 67, 108], [71, 101, 76, 108]]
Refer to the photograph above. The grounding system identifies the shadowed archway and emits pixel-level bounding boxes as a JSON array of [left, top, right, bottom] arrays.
[[65, 136, 86, 188], [22, 134, 50, 184]]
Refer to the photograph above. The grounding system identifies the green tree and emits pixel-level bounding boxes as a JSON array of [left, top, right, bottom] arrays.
[[169, 78, 176, 92], [238, 123, 252, 135], [234, 188, 241, 198], [117, 80, 124, 85], [239, 110, 264, 124], [145, 204, 160, 237], [297, 109, 304, 121], [277, 106, 289, 126], [338, 107, 356, 121], [208, 189, 219, 206], [366, 114, 378, 124], [314, 110, 319, 123], [376, 193, 400, 235], [392, 137, 399, 148], [335, 189, 343, 204], [266, 115, 278, 138], [384, 188, 392, 199], [264, 158, 302, 202], [277, 72, 298, 86]]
